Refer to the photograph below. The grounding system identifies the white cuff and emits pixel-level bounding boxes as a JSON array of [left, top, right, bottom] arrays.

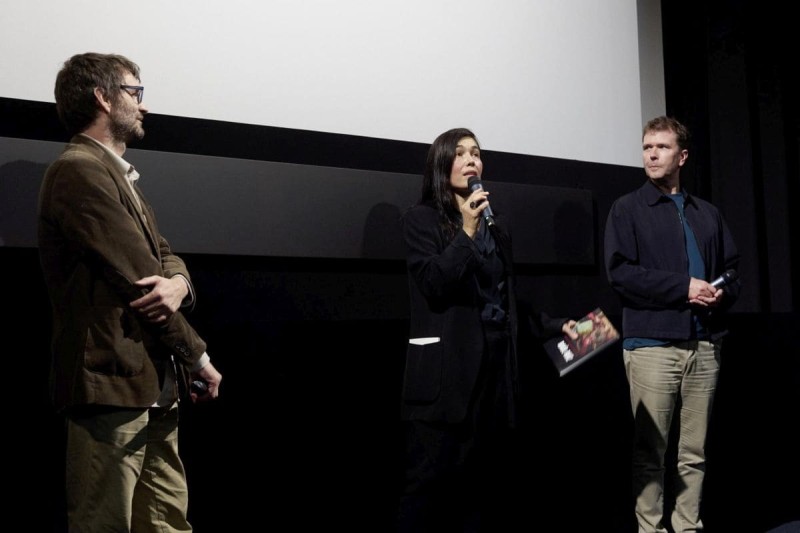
[[190, 352, 210, 373]]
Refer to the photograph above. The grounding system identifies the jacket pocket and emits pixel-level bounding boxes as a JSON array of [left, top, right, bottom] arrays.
[[402, 338, 443, 403], [83, 308, 146, 377]]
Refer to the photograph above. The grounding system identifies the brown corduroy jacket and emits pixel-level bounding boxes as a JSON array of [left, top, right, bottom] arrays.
[[38, 135, 206, 411]]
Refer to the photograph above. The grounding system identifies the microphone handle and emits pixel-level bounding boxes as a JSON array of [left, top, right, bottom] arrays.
[[467, 179, 495, 226]]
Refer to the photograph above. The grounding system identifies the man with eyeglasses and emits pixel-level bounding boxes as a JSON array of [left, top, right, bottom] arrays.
[[38, 52, 222, 532]]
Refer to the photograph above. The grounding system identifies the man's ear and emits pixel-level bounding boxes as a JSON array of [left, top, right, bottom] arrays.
[[94, 87, 112, 114]]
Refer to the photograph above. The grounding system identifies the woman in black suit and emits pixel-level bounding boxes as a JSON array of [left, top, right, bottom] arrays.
[[396, 128, 574, 532]]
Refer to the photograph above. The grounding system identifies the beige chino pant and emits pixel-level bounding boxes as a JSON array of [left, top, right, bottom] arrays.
[[624, 340, 720, 533], [65, 403, 191, 533]]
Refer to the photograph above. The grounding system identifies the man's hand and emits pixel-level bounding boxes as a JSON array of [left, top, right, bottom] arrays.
[[130, 275, 189, 323], [688, 277, 723, 308], [191, 362, 223, 403]]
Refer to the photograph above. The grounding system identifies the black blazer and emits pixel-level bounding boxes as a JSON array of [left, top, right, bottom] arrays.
[[400, 204, 520, 424]]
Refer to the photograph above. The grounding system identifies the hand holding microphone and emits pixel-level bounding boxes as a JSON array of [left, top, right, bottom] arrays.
[[707, 269, 738, 305], [467, 176, 495, 227], [190, 361, 223, 403], [689, 269, 738, 307]]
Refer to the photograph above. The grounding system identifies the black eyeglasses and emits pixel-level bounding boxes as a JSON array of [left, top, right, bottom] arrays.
[[119, 84, 144, 104]]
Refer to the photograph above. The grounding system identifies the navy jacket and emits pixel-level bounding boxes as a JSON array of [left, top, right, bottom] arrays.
[[604, 180, 741, 341]]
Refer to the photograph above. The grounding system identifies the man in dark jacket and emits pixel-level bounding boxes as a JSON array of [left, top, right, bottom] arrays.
[[604, 116, 740, 533]]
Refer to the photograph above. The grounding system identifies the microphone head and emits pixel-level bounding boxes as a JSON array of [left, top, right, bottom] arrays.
[[467, 176, 482, 191], [191, 380, 209, 395], [465, 175, 495, 225], [711, 269, 739, 288]]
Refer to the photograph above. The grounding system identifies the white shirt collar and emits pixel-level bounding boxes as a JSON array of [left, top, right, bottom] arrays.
[[78, 133, 137, 181]]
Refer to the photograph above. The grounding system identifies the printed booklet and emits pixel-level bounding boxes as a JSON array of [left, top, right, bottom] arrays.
[[543, 307, 620, 376]]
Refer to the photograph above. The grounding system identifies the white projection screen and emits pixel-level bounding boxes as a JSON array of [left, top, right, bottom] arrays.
[[0, 0, 664, 168]]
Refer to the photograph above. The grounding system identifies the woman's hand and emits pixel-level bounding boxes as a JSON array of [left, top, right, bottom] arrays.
[[460, 189, 490, 238], [562, 320, 579, 340]]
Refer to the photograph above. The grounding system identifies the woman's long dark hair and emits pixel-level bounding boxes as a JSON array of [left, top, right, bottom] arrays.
[[420, 127, 478, 239]]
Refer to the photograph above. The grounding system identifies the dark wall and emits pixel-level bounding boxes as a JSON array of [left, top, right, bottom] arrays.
[[661, 0, 799, 312], [660, 2, 800, 531]]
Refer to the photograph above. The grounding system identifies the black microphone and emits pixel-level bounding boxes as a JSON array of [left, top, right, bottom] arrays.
[[190, 379, 209, 396], [710, 269, 738, 288], [467, 176, 495, 226]]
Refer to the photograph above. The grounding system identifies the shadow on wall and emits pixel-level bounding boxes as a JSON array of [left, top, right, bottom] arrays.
[[361, 201, 404, 260], [0, 160, 46, 247]]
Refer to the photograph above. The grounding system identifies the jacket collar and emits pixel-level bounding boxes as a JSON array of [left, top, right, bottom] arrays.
[[71, 134, 127, 172], [68, 134, 160, 255], [640, 179, 694, 207]]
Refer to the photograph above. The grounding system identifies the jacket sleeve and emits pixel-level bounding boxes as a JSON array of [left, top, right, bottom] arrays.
[[521, 304, 570, 339], [402, 206, 484, 304]]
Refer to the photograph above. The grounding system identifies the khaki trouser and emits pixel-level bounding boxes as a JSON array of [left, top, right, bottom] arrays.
[[65, 403, 191, 532], [624, 340, 720, 533]]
